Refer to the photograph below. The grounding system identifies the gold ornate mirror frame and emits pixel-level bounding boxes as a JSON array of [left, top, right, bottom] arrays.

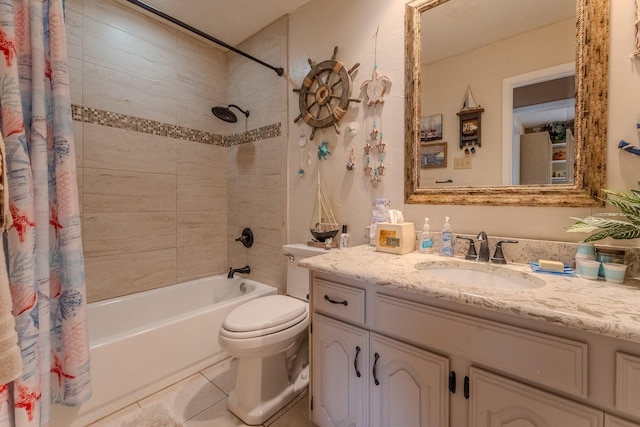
[[404, 0, 609, 206]]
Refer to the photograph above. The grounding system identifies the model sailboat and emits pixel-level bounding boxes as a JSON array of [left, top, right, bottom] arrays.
[[309, 173, 340, 242]]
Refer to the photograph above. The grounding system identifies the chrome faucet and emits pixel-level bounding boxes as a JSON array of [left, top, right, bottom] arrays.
[[476, 231, 490, 262], [227, 265, 250, 279]]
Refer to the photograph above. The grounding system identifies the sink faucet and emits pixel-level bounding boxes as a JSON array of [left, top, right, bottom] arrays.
[[227, 265, 250, 279], [476, 231, 490, 262]]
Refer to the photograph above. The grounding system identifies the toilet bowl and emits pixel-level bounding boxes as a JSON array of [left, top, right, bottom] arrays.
[[218, 244, 327, 425], [219, 295, 309, 425]]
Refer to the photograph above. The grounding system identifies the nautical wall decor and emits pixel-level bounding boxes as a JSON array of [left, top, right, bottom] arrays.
[[457, 87, 484, 149], [293, 46, 361, 140]]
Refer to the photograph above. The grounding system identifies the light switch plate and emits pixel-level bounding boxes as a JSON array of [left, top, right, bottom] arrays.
[[454, 157, 472, 169]]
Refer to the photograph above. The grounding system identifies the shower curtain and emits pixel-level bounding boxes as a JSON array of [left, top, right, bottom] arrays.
[[0, 0, 91, 425]]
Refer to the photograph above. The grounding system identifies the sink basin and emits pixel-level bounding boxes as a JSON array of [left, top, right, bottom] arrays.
[[415, 261, 545, 290]]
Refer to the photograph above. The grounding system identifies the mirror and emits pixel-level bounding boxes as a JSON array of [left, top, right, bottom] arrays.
[[405, 0, 609, 206]]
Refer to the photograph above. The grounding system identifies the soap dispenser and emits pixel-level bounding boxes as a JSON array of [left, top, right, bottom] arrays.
[[440, 216, 453, 256], [419, 217, 433, 253]]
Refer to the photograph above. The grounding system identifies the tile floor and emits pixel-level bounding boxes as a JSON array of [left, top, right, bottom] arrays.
[[88, 356, 318, 427]]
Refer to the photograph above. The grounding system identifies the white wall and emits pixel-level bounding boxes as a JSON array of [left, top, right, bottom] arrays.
[[288, 0, 640, 244]]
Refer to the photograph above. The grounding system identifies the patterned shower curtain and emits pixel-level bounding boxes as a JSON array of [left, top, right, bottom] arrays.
[[0, 0, 91, 425]]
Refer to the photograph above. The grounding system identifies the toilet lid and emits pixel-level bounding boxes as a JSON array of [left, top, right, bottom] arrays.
[[223, 295, 307, 333]]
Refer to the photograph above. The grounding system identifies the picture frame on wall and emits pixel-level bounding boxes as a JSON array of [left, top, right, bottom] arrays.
[[420, 141, 447, 168], [420, 114, 443, 141]]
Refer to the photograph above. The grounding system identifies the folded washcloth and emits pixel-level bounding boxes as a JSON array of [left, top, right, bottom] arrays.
[[530, 262, 576, 277]]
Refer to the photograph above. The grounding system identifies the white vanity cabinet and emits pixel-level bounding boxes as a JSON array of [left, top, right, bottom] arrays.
[[309, 272, 640, 427], [311, 280, 449, 427]]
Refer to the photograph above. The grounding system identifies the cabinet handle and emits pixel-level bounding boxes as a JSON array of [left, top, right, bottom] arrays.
[[449, 371, 456, 394], [373, 352, 380, 386], [464, 376, 470, 399], [354, 346, 361, 378], [324, 295, 348, 306]]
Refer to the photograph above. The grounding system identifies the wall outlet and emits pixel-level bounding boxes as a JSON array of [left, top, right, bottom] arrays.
[[453, 157, 472, 169]]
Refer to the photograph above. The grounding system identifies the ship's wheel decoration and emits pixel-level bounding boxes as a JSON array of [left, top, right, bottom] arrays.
[[293, 46, 361, 140]]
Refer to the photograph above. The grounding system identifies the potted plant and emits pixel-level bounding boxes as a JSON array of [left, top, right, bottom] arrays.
[[566, 182, 640, 242]]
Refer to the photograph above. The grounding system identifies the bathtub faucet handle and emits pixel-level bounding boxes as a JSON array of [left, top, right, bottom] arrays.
[[235, 228, 254, 248], [227, 265, 251, 279]]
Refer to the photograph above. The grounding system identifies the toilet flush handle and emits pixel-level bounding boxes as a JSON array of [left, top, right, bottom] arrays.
[[283, 253, 295, 262]]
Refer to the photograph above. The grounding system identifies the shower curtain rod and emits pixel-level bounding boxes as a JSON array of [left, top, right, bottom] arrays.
[[124, 0, 285, 76]]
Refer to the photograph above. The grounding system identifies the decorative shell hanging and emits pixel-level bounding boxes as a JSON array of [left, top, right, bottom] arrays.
[[293, 46, 361, 140], [360, 67, 391, 106]]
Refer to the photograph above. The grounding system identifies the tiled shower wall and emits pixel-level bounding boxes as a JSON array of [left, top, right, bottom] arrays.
[[66, 0, 287, 301]]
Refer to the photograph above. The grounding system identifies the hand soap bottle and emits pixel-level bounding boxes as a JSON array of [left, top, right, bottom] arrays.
[[440, 216, 453, 256], [419, 217, 433, 253]]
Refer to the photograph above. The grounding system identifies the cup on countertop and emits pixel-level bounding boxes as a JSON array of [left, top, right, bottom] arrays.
[[576, 242, 596, 259], [595, 247, 626, 278], [576, 259, 601, 280], [602, 263, 627, 284]]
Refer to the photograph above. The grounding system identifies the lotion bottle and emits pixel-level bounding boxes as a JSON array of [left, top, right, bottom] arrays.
[[339, 225, 349, 249], [419, 218, 434, 253], [440, 216, 453, 256]]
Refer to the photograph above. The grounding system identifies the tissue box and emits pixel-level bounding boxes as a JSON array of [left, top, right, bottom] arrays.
[[375, 222, 416, 255]]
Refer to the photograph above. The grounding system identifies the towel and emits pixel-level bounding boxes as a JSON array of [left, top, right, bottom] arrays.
[[0, 133, 22, 385]]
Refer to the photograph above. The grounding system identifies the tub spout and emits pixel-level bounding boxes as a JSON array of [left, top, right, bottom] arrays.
[[228, 265, 251, 279]]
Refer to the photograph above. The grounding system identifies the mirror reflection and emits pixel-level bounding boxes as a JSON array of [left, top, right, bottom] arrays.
[[404, 0, 608, 207], [419, 0, 576, 188]]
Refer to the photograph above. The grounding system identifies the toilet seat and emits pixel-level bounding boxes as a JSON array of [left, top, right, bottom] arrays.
[[221, 295, 308, 339]]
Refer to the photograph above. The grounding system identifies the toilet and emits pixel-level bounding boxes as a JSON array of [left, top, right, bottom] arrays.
[[218, 243, 327, 425]]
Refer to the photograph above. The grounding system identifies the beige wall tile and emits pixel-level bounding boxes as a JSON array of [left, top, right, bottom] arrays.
[[84, 168, 176, 213], [177, 242, 227, 283], [177, 141, 227, 178], [177, 175, 226, 212], [177, 212, 225, 247], [72, 0, 287, 301], [73, 120, 83, 167], [82, 61, 177, 124], [83, 212, 176, 257], [82, 16, 176, 83], [68, 56, 82, 106], [85, 248, 177, 302], [84, 124, 177, 174], [83, 0, 176, 48], [65, 6, 83, 60]]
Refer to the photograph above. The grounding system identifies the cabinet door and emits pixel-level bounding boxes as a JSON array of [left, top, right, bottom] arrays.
[[312, 314, 369, 427], [369, 333, 449, 427], [470, 368, 602, 427], [605, 414, 640, 427]]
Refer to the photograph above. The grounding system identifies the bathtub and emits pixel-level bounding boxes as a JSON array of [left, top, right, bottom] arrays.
[[48, 275, 276, 427]]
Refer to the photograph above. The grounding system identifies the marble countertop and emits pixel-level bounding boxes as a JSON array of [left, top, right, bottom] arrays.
[[299, 245, 640, 344]]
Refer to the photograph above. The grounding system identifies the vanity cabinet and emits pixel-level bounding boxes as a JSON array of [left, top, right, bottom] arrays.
[[311, 302, 449, 426], [309, 273, 640, 427]]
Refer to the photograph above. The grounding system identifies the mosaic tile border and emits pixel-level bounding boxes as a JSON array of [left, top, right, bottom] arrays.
[[71, 105, 281, 146]]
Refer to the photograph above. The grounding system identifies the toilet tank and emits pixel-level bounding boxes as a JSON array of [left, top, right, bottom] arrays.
[[283, 244, 329, 301]]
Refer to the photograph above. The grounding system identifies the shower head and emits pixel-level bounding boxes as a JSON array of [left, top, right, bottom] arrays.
[[211, 104, 250, 123]]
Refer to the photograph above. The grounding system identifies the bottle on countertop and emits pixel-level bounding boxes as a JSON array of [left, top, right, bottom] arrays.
[[339, 225, 349, 249], [419, 217, 434, 253], [440, 216, 453, 256]]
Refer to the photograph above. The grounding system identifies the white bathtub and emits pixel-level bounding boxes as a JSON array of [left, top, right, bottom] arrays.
[[48, 275, 276, 427]]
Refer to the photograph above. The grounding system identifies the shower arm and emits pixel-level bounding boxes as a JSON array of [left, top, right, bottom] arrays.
[[125, 0, 285, 77]]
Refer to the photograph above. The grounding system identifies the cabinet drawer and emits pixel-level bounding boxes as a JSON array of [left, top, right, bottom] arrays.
[[616, 352, 640, 418], [313, 279, 365, 324], [375, 294, 587, 397]]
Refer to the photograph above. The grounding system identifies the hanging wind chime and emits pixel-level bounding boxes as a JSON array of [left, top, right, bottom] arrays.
[[360, 26, 392, 188]]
